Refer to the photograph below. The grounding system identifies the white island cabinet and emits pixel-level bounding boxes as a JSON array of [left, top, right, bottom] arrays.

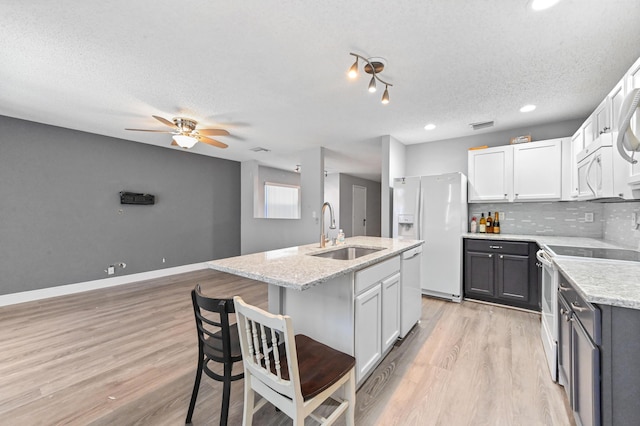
[[207, 236, 422, 387]]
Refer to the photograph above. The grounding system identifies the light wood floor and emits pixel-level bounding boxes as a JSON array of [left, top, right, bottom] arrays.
[[0, 270, 574, 425]]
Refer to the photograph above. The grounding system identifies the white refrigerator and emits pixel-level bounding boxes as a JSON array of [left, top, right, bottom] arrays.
[[393, 172, 468, 302]]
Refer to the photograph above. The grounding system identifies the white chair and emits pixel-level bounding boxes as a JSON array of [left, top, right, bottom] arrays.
[[233, 296, 356, 426]]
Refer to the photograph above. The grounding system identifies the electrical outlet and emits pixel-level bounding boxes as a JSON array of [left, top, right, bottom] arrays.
[[499, 212, 505, 221], [584, 212, 594, 223], [633, 213, 637, 226], [107, 265, 115, 275], [162, 257, 166, 263]]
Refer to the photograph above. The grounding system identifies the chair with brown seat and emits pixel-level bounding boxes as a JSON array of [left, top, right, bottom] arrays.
[[233, 295, 356, 426], [185, 285, 243, 426]]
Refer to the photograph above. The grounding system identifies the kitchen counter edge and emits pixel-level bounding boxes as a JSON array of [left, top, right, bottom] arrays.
[[208, 237, 424, 291]]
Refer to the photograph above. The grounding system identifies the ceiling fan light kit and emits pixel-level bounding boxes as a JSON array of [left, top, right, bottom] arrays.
[[348, 52, 393, 104], [172, 134, 198, 149], [125, 115, 230, 149]]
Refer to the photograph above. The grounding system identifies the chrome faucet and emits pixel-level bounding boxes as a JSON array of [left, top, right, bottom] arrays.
[[320, 202, 336, 248]]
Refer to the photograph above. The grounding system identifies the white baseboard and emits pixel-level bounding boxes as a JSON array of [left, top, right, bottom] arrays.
[[0, 263, 208, 307]]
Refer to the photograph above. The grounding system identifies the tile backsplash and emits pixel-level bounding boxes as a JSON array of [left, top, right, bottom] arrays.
[[603, 202, 640, 249], [469, 201, 640, 249], [469, 202, 604, 237]]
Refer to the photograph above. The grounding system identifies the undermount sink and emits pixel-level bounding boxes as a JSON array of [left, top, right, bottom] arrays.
[[309, 246, 385, 260]]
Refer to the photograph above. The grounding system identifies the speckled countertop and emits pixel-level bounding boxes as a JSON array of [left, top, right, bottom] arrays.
[[464, 233, 640, 310], [207, 236, 423, 291]]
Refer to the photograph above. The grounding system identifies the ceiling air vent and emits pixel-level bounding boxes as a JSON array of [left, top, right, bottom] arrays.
[[469, 121, 494, 131], [249, 147, 271, 152]]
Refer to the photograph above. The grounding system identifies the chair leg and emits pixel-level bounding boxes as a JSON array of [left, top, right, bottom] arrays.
[[345, 369, 356, 426], [219, 363, 232, 426], [185, 356, 204, 425], [242, 375, 254, 426]]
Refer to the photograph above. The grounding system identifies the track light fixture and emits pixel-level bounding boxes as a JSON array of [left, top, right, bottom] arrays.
[[347, 52, 393, 104]]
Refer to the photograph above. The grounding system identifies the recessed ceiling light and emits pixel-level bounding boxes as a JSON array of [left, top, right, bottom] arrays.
[[424, 123, 436, 130], [520, 104, 536, 113], [530, 0, 560, 11]]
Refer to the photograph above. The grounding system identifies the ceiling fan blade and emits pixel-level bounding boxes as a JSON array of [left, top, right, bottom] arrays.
[[152, 115, 178, 129], [125, 128, 174, 133], [197, 128, 230, 136], [197, 135, 228, 149]]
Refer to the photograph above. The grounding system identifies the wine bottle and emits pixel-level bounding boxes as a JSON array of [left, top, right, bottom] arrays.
[[486, 212, 493, 233], [493, 212, 500, 234], [479, 213, 486, 233]]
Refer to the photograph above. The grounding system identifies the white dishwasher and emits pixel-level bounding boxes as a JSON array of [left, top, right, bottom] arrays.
[[400, 245, 423, 338]]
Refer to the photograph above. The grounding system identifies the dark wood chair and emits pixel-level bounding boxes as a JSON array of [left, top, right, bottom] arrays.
[[185, 284, 243, 426], [234, 295, 356, 425]]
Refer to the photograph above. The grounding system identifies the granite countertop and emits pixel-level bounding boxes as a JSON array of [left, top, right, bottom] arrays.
[[207, 236, 423, 291], [463, 232, 640, 310]]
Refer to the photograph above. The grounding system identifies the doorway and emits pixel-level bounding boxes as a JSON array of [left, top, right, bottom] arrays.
[[352, 185, 367, 236]]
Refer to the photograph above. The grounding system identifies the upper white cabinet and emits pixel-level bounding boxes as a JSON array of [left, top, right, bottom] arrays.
[[468, 139, 565, 203], [569, 54, 640, 199], [565, 129, 584, 198], [468, 145, 513, 202], [513, 139, 563, 201], [593, 98, 611, 142]]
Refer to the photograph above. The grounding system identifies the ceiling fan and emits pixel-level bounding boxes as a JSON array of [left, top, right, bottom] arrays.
[[125, 115, 230, 149]]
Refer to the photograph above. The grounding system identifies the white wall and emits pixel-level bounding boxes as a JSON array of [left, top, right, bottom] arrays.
[[381, 135, 407, 237], [324, 173, 340, 232], [253, 165, 301, 218], [241, 148, 325, 254]]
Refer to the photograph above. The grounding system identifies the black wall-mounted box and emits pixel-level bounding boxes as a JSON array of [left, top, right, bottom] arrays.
[[120, 191, 155, 205]]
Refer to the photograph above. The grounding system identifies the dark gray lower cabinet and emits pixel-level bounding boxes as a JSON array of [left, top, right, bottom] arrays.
[[463, 238, 539, 311], [558, 273, 601, 426], [559, 270, 640, 426], [599, 304, 640, 425]]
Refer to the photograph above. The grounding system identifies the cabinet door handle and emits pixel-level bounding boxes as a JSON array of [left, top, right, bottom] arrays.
[[489, 245, 502, 249], [488, 254, 493, 258], [504, 193, 508, 198], [571, 301, 589, 313], [559, 285, 571, 292], [500, 255, 504, 259]]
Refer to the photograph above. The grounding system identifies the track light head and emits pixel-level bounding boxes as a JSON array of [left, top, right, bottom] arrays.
[[381, 86, 390, 104], [348, 58, 359, 79], [368, 76, 377, 93]]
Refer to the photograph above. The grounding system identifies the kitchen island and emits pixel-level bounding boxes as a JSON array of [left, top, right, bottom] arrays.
[[208, 236, 423, 385]]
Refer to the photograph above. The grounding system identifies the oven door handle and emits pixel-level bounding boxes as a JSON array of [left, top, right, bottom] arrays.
[[536, 249, 553, 268]]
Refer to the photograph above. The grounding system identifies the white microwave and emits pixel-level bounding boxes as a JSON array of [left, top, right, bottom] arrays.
[[576, 144, 612, 200]]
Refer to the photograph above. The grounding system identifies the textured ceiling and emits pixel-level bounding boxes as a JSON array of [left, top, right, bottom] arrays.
[[2, 0, 640, 181]]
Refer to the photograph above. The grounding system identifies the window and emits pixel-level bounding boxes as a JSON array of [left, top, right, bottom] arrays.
[[264, 182, 301, 219]]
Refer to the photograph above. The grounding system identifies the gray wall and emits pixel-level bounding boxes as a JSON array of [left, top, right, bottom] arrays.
[[405, 118, 584, 177], [0, 115, 241, 295], [338, 174, 381, 238]]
